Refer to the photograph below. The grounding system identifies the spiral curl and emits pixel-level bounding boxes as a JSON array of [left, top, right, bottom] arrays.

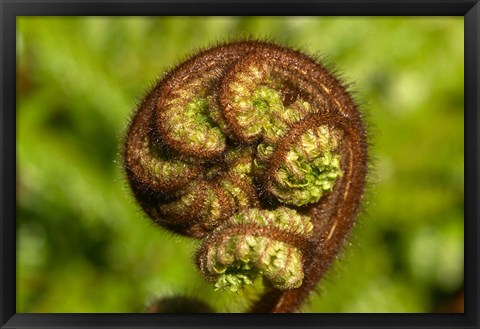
[[124, 40, 367, 312]]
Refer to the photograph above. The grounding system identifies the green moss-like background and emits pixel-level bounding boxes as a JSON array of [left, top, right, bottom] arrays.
[[17, 17, 464, 313]]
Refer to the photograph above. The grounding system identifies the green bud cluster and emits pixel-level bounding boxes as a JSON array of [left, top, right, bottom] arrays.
[[197, 207, 313, 292]]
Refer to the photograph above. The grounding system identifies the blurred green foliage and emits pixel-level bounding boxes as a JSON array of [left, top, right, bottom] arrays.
[[16, 17, 464, 313]]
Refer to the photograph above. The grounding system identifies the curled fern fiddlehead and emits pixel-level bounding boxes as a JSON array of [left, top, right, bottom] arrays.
[[123, 40, 368, 313]]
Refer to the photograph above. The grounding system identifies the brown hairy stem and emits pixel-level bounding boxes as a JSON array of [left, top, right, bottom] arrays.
[[250, 115, 367, 313]]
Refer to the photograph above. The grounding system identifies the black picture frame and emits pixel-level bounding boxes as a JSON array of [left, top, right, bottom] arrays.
[[1, 1, 478, 328]]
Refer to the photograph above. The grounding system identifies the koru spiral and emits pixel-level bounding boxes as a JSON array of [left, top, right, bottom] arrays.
[[123, 40, 368, 313]]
